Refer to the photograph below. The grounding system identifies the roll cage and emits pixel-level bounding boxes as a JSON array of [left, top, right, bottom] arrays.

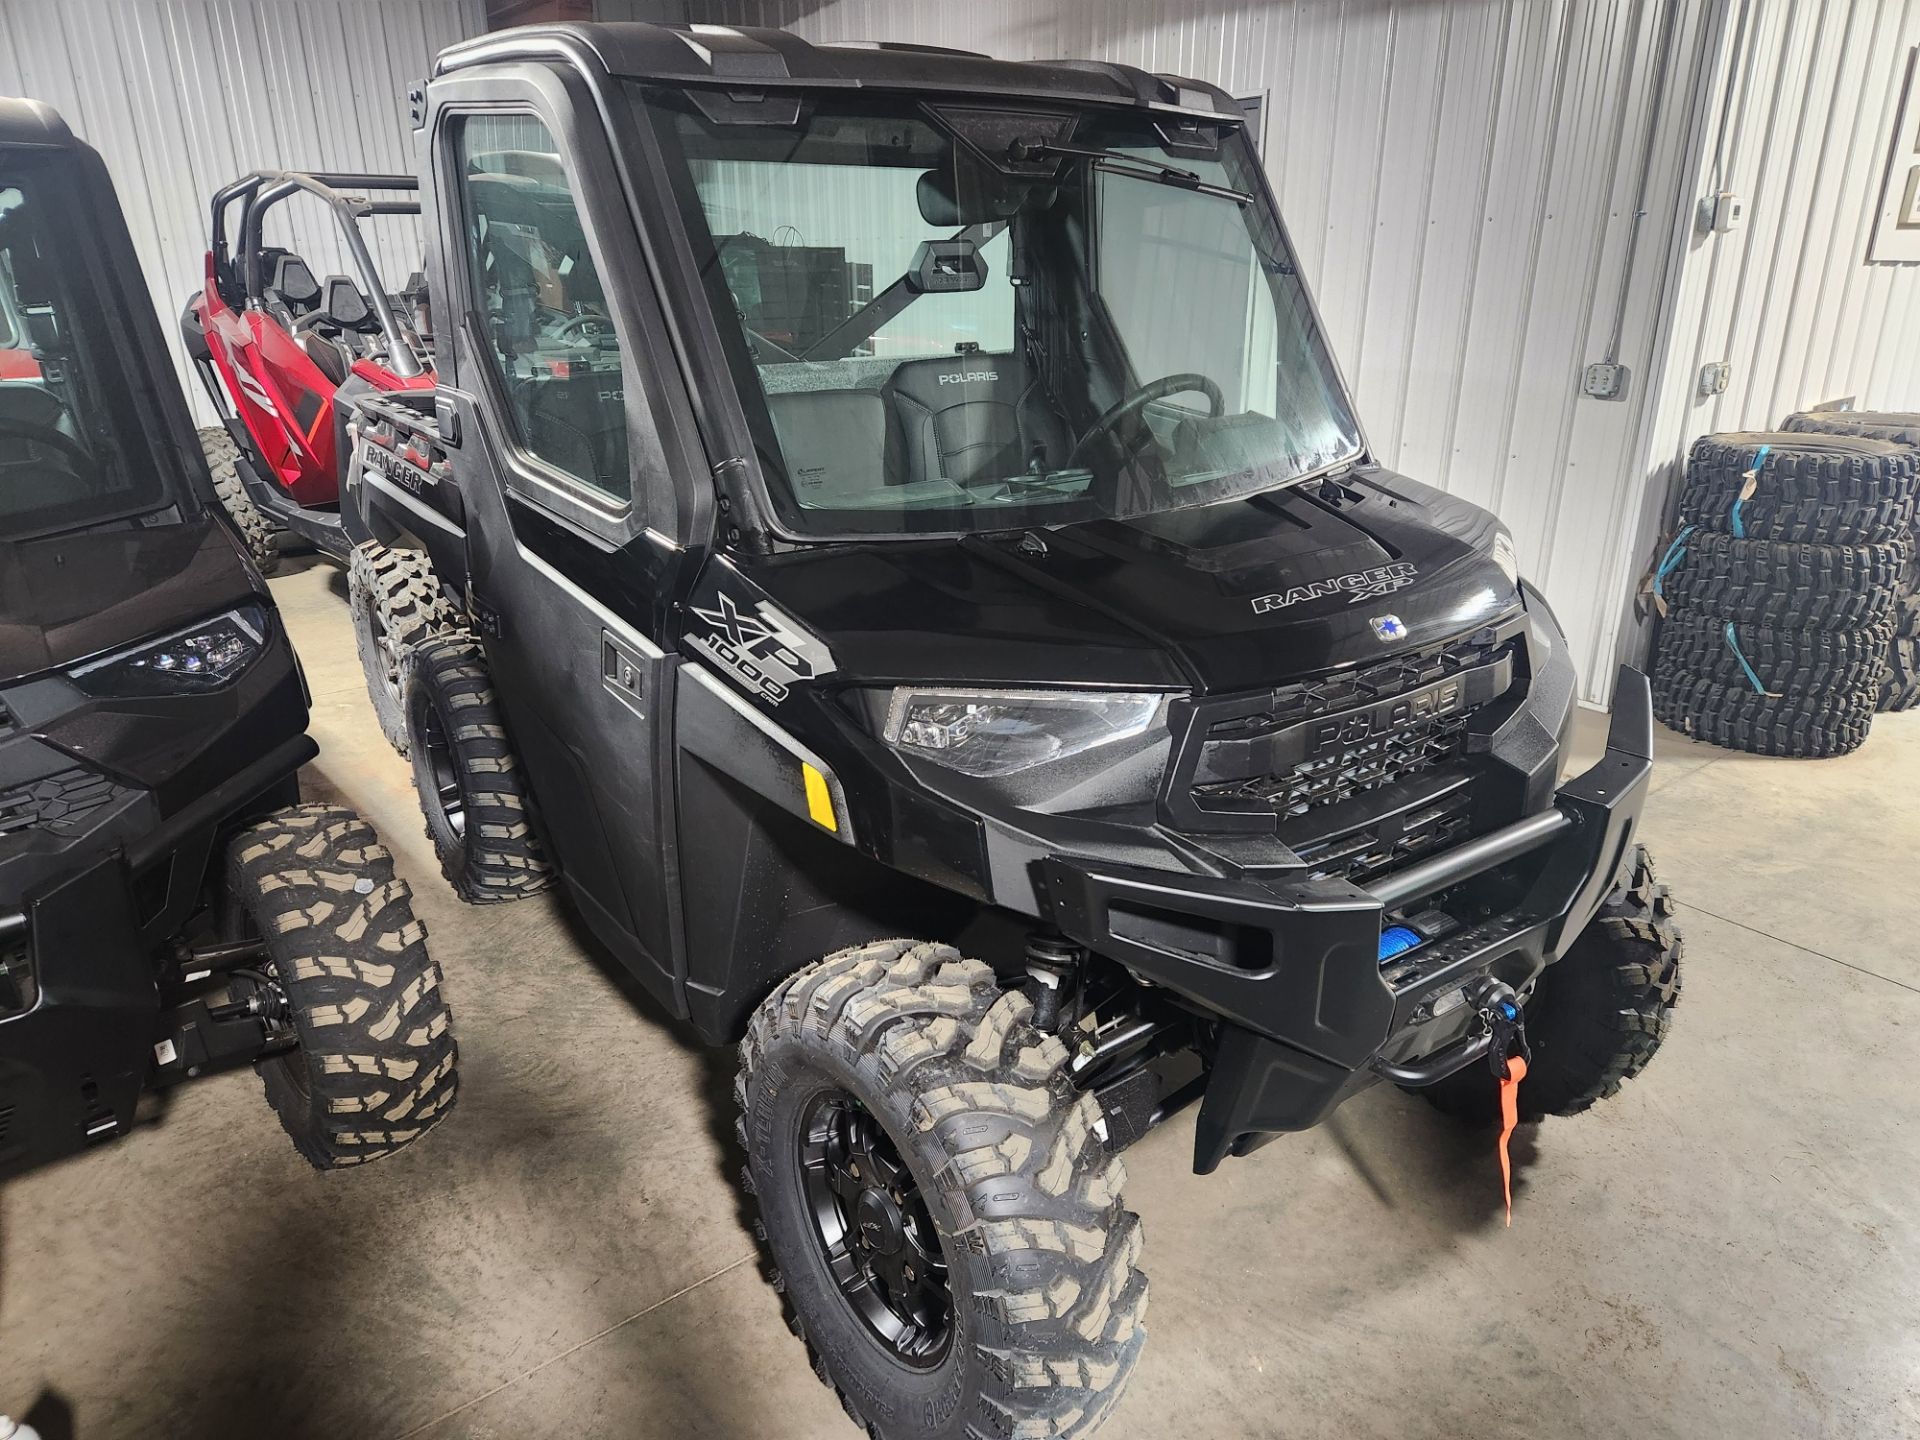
[[206, 169, 428, 379]]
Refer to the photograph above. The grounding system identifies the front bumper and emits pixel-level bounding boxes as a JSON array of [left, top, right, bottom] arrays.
[[1043, 666, 1654, 1173], [0, 852, 156, 1179], [0, 735, 313, 1178]]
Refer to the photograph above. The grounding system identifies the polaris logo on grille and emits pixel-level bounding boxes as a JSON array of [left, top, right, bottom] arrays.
[[1306, 678, 1464, 757], [1251, 562, 1419, 613], [937, 370, 998, 384]]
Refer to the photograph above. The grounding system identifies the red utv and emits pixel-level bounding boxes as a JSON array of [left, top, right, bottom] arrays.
[[0, 259, 41, 379], [182, 170, 434, 569]]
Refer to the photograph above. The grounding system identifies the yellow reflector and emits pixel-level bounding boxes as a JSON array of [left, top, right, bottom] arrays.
[[802, 762, 838, 833]]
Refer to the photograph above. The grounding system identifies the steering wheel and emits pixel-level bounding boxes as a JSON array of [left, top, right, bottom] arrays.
[[0, 413, 97, 475], [1067, 373, 1224, 468], [552, 312, 609, 345]]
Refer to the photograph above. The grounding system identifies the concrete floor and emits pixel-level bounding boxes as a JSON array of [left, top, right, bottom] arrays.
[[3, 556, 1918, 1440]]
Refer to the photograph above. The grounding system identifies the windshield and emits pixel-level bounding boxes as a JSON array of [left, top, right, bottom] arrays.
[[0, 157, 167, 540], [641, 89, 1363, 538]]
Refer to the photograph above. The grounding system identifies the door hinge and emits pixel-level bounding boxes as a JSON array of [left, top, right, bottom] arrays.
[[434, 393, 461, 448], [468, 590, 504, 639]]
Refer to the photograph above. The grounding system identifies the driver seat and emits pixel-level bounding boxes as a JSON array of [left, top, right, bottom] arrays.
[[883, 354, 1067, 486], [261, 252, 321, 325]]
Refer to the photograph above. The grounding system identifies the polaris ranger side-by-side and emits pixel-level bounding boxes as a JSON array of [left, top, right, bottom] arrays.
[[0, 100, 456, 1179], [347, 25, 1680, 1439]]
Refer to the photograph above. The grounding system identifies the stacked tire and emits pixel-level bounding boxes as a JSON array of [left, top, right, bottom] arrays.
[[1886, 552, 1920, 712], [1651, 431, 1916, 757], [1782, 411, 1920, 713]]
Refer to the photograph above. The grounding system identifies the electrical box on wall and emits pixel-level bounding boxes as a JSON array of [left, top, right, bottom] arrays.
[[1870, 48, 1920, 263], [1710, 192, 1745, 232], [1583, 362, 1629, 400]]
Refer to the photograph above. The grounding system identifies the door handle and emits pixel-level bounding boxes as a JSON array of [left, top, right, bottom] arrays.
[[602, 630, 647, 719]]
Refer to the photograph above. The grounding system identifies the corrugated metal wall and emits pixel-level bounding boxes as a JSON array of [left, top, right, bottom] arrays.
[[1627, 0, 1920, 674], [1670, 0, 1920, 433], [17, 0, 1911, 706], [0, 0, 487, 423], [698, 0, 1726, 704]]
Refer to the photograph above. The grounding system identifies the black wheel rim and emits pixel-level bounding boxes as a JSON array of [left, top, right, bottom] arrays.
[[366, 597, 403, 711], [418, 693, 466, 840], [799, 1090, 953, 1368]]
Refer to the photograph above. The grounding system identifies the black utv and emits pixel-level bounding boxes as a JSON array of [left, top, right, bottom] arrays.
[[0, 99, 455, 1179], [346, 25, 1681, 1439]]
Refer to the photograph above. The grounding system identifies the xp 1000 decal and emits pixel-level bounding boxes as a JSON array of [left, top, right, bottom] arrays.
[[687, 586, 834, 705]]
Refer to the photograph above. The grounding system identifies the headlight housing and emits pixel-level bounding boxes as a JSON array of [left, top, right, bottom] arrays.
[[881, 687, 1166, 778], [0, 929, 33, 1019], [70, 606, 267, 696], [1492, 528, 1519, 588]]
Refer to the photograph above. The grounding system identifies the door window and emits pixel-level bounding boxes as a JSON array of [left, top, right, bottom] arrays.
[[454, 114, 631, 503]]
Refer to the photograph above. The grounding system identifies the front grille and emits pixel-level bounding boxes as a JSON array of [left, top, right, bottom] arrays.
[[1291, 785, 1478, 883], [1195, 707, 1473, 815], [1171, 629, 1519, 880], [0, 766, 126, 838]]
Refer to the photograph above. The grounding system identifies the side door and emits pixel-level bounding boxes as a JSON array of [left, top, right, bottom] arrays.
[[427, 73, 709, 1011]]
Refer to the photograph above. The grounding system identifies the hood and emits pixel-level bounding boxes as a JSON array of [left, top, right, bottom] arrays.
[[746, 466, 1523, 696], [0, 517, 259, 683]]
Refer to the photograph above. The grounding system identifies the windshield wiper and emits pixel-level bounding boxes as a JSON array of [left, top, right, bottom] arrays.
[[1006, 139, 1252, 205]]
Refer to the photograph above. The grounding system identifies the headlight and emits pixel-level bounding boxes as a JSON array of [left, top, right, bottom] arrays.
[[70, 606, 267, 696], [882, 687, 1166, 778]]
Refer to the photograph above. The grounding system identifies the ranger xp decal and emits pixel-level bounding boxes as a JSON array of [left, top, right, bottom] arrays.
[[688, 590, 834, 705], [1250, 561, 1419, 614]]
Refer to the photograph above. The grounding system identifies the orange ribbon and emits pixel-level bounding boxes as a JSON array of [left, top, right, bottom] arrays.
[[1497, 1055, 1528, 1227]]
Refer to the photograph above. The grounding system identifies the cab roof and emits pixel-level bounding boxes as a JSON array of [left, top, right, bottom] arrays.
[[0, 98, 76, 150], [436, 21, 1241, 121]]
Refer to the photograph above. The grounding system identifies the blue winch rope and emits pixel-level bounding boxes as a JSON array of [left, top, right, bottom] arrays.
[[1652, 522, 1696, 601], [1377, 926, 1423, 965], [1723, 620, 1768, 694], [1729, 443, 1770, 538]]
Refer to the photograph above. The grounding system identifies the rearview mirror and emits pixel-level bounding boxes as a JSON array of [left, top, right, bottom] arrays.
[[917, 165, 1047, 227]]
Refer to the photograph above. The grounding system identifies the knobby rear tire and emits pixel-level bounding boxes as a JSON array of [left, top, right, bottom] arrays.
[[403, 636, 554, 904], [200, 425, 280, 575], [348, 540, 466, 754]]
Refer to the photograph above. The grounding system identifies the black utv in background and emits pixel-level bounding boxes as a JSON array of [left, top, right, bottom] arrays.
[[344, 25, 1682, 1440], [0, 99, 455, 1178]]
